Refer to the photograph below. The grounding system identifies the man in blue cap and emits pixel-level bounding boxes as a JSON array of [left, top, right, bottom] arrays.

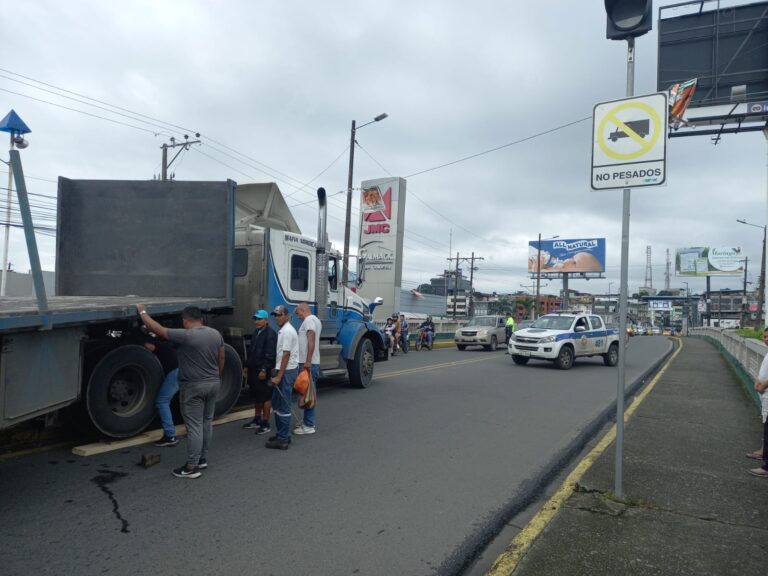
[[243, 309, 277, 434]]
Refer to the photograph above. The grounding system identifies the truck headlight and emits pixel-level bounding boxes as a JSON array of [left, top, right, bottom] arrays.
[[538, 336, 555, 343], [508, 334, 516, 342], [477, 330, 488, 337]]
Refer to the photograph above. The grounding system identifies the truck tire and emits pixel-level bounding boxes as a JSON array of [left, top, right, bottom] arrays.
[[485, 336, 498, 351], [512, 355, 529, 365], [457, 344, 466, 351], [86, 345, 164, 438], [555, 345, 575, 370], [348, 337, 374, 388], [214, 344, 244, 418], [603, 342, 619, 367]]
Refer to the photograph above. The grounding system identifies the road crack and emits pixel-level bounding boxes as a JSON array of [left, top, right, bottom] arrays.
[[91, 469, 130, 533]]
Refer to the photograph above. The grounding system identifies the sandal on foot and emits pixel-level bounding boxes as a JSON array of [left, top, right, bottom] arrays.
[[746, 450, 763, 460]]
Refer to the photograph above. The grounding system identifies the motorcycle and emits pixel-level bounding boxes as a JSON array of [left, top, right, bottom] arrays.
[[415, 328, 433, 351]]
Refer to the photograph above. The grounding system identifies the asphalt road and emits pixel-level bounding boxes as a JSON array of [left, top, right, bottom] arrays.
[[0, 337, 671, 576]]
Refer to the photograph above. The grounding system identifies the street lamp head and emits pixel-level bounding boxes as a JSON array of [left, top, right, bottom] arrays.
[[12, 135, 28, 149], [374, 113, 388, 122]]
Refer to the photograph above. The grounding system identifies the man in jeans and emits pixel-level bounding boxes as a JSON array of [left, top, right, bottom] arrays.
[[295, 302, 321, 435], [143, 337, 179, 447], [137, 304, 225, 478], [266, 304, 299, 450]]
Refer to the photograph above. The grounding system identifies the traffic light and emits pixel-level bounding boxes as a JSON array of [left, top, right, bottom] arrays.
[[605, 0, 653, 40]]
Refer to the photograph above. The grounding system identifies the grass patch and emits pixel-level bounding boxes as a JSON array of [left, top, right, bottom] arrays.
[[737, 328, 764, 341]]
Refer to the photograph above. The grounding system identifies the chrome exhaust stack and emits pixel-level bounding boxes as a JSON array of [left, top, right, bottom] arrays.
[[315, 187, 328, 320]]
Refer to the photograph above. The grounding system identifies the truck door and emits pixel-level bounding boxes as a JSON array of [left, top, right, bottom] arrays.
[[327, 255, 340, 318], [573, 316, 591, 355], [286, 249, 315, 305], [588, 315, 605, 353]]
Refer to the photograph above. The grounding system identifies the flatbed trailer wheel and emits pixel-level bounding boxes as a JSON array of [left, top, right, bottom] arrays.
[[214, 344, 244, 417], [86, 345, 164, 438]]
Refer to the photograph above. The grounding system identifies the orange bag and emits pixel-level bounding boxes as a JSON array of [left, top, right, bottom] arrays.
[[293, 368, 310, 395]]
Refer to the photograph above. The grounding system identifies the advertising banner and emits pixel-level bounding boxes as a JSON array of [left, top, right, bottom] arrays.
[[676, 247, 743, 276], [357, 177, 407, 319], [648, 300, 673, 311], [528, 238, 606, 274]]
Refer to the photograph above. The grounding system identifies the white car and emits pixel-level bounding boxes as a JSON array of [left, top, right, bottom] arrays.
[[507, 312, 620, 370]]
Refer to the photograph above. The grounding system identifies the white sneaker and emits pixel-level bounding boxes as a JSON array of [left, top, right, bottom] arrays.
[[293, 424, 316, 435]]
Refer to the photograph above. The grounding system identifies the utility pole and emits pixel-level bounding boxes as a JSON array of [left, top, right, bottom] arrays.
[[447, 252, 485, 318], [446, 252, 461, 319], [467, 252, 484, 318], [160, 134, 201, 181], [742, 257, 749, 328]]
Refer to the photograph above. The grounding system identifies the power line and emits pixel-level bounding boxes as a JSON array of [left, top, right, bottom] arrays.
[[404, 116, 591, 179]]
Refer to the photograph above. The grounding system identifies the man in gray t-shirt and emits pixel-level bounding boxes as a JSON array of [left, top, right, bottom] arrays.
[[137, 304, 225, 479]]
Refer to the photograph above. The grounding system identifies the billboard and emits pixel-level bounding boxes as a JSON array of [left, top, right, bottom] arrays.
[[676, 247, 744, 276], [356, 177, 407, 320], [657, 1, 768, 108], [649, 300, 674, 311], [528, 238, 606, 274]]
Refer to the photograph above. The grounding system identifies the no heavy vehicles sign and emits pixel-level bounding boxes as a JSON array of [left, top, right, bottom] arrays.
[[591, 92, 668, 190]]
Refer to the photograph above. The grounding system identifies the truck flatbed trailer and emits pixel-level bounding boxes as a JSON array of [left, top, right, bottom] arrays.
[[0, 296, 232, 333]]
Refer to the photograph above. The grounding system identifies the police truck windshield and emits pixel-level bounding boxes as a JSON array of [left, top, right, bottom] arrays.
[[530, 316, 574, 330]]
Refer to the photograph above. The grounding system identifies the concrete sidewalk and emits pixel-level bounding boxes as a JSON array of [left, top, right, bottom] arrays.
[[505, 337, 768, 576]]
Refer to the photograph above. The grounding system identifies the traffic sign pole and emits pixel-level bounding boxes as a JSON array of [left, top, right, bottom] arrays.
[[615, 36, 635, 500]]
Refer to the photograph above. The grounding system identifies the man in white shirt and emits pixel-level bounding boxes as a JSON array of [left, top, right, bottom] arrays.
[[295, 302, 321, 435], [749, 327, 768, 477], [266, 305, 299, 450]]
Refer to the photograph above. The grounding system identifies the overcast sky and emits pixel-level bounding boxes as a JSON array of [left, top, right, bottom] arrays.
[[1, 0, 766, 298]]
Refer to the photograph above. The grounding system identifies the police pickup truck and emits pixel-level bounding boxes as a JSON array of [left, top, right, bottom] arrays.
[[507, 311, 620, 370]]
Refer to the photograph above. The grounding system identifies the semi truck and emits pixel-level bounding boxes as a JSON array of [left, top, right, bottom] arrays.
[[0, 161, 387, 438]]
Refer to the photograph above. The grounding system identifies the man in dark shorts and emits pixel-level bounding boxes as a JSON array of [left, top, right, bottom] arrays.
[[136, 304, 225, 479], [242, 309, 277, 435]]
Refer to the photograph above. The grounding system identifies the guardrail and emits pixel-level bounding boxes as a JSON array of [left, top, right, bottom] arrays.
[[689, 327, 764, 407]]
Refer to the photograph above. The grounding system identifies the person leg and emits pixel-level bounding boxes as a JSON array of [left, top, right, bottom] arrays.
[[300, 365, 320, 429], [199, 380, 219, 464], [426, 331, 433, 347], [156, 368, 179, 438], [270, 371, 294, 443], [180, 383, 204, 467]]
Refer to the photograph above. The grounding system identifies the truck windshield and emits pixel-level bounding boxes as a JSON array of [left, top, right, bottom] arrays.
[[466, 317, 496, 327], [530, 316, 574, 330]]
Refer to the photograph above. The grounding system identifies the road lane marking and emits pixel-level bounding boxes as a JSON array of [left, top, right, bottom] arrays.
[[375, 356, 494, 380], [485, 340, 683, 576]]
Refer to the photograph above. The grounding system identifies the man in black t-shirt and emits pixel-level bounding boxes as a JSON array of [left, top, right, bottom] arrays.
[[242, 309, 277, 435]]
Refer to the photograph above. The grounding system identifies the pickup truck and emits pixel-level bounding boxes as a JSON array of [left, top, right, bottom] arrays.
[[454, 315, 507, 351], [507, 312, 620, 369]]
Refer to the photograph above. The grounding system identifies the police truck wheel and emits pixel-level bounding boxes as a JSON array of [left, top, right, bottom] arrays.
[[86, 345, 164, 438], [555, 345, 575, 370], [603, 342, 619, 367], [349, 338, 374, 388], [214, 344, 244, 418], [512, 355, 529, 365]]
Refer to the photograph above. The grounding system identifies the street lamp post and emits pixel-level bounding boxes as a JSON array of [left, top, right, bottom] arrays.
[[0, 110, 31, 297], [736, 218, 766, 328], [682, 281, 690, 334], [341, 113, 388, 287], [535, 234, 558, 318]]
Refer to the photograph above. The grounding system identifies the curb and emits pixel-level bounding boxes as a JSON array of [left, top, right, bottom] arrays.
[[436, 338, 678, 576]]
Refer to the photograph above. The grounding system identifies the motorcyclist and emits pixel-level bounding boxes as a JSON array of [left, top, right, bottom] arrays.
[[384, 317, 396, 354], [418, 316, 435, 348], [398, 313, 410, 353], [504, 312, 516, 342]]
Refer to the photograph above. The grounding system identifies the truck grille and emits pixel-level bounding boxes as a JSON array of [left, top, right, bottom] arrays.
[[515, 345, 538, 351], [461, 330, 478, 336], [515, 336, 540, 344]]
